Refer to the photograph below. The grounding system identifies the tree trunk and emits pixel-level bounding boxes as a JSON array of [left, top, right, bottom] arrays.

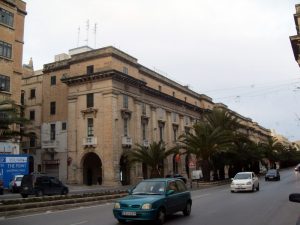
[[201, 159, 211, 182]]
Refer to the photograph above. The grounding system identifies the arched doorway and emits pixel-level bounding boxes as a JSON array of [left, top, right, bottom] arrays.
[[82, 152, 102, 186], [28, 156, 34, 173], [142, 163, 148, 179], [185, 155, 190, 178], [173, 154, 180, 174], [120, 155, 130, 185]]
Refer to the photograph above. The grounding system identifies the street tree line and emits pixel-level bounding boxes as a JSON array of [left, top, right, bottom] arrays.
[[128, 108, 300, 181]]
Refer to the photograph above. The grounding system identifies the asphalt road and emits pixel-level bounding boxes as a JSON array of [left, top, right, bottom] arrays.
[[1, 168, 300, 225]]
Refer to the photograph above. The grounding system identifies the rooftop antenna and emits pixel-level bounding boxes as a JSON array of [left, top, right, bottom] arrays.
[[85, 19, 90, 46], [77, 26, 80, 47], [94, 23, 97, 49]]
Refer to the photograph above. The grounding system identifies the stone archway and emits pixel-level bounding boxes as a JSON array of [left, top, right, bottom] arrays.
[[82, 152, 102, 186], [120, 154, 130, 185], [173, 154, 179, 174], [28, 156, 34, 174]]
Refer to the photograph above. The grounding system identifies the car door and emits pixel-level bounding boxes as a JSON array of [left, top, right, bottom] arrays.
[[252, 173, 258, 187], [175, 180, 189, 211], [49, 177, 62, 195], [165, 180, 180, 214]]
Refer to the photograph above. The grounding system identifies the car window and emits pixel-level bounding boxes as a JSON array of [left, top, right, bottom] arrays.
[[167, 181, 178, 193], [234, 173, 251, 179], [132, 181, 165, 195], [16, 177, 23, 181], [50, 177, 60, 185], [175, 180, 186, 192]]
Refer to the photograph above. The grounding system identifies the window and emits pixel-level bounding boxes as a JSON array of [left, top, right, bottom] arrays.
[[87, 118, 94, 136], [124, 118, 128, 136], [50, 124, 56, 140], [87, 65, 94, 75], [173, 126, 178, 142], [62, 122, 67, 130], [172, 91, 175, 97], [142, 122, 147, 140], [123, 67, 128, 74], [123, 95, 128, 108], [21, 92, 25, 105], [158, 85, 162, 92], [86, 93, 94, 108], [158, 122, 164, 142], [0, 74, 10, 92], [0, 8, 14, 27], [29, 110, 35, 120], [30, 89, 36, 99], [142, 103, 146, 115], [184, 97, 187, 102], [50, 102, 56, 115], [50, 76, 56, 85], [0, 40, 12, 59], [29, 137, 35, 148]]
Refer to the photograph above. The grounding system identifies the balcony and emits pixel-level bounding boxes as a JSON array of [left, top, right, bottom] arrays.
[[83, 136, 97, 147], [42, 140, 58, 149], [122, 136, 132, 147], [143, 139, 149, 147]]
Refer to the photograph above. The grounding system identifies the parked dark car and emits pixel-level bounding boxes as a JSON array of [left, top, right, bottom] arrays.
[[165, 174, 187, 184], [113, 178, 192, 224], [265, 169, 280, 181], [20, 174, 68, 198], [0, 179, 3, 195]]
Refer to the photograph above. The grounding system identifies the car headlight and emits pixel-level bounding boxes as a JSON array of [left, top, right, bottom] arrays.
[[141, 203, 152, 210], [246, 181, 252, 185], [114, 202, 120, 209]]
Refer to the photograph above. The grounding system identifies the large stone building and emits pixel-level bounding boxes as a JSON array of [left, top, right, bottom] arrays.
[[0, 0, 26, 154], [290, 4, 300, 67], [22, 46, 271, 185]]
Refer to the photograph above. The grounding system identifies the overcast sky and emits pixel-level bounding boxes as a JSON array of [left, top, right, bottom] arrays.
[[23, 0, 300, 141]]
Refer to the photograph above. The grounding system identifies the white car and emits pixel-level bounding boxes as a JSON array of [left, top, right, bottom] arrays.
[[9, 175, 24, 193], [230, 172, 259, 193]]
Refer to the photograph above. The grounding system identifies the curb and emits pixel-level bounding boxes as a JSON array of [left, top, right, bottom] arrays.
[[0, 193, 127, 217]]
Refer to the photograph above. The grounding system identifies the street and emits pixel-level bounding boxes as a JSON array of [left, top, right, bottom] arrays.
[[1, 169, 300, 225]]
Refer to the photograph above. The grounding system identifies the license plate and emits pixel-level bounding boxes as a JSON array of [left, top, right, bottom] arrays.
[[122, 211, 136, 216], [238, 185, 242, 188]]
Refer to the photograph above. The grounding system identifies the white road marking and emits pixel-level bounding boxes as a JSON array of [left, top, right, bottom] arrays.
[[193, 193, 211, 199], [69, 221, 88, 225]]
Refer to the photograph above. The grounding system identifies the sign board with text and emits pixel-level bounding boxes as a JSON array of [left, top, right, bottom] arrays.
[[0, 154, 29, 188]]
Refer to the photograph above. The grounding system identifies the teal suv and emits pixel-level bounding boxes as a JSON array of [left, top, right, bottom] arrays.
[[113, 178, 192, 224]]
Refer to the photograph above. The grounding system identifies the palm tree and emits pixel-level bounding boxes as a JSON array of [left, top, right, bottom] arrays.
[[179, 121, 232, 181], [179, 108, 238, 181], [127, 141, 178, 178], [261, 137, 283, 169], [0, 99, 29, 140]]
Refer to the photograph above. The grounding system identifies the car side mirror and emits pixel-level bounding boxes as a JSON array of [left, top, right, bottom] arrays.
[[231, 178, 234, 181], [289, 193, 300, 203], [166, 190, 175, 196]]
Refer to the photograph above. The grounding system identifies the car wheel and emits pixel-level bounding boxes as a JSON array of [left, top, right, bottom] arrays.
[[155, 208, 166, 225], [265, 178, 267, 181], [183, 201, 192, 216], [231, 190, 234, 193], [61, 188, 68, 195], [117, 219, 126, 224], [21, 193, 28, 198], [36, 190, 43, 197], [256, 183, 259, 191]]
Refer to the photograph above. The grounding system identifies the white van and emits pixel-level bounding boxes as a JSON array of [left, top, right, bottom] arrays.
[[192, 170, 203, 181]]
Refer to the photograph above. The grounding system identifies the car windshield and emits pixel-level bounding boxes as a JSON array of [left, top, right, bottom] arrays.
[[132, 181, 166, 195], [16, 177, 23, 181], [234, 173, 251, 180], [267, 170, 276, 175]]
